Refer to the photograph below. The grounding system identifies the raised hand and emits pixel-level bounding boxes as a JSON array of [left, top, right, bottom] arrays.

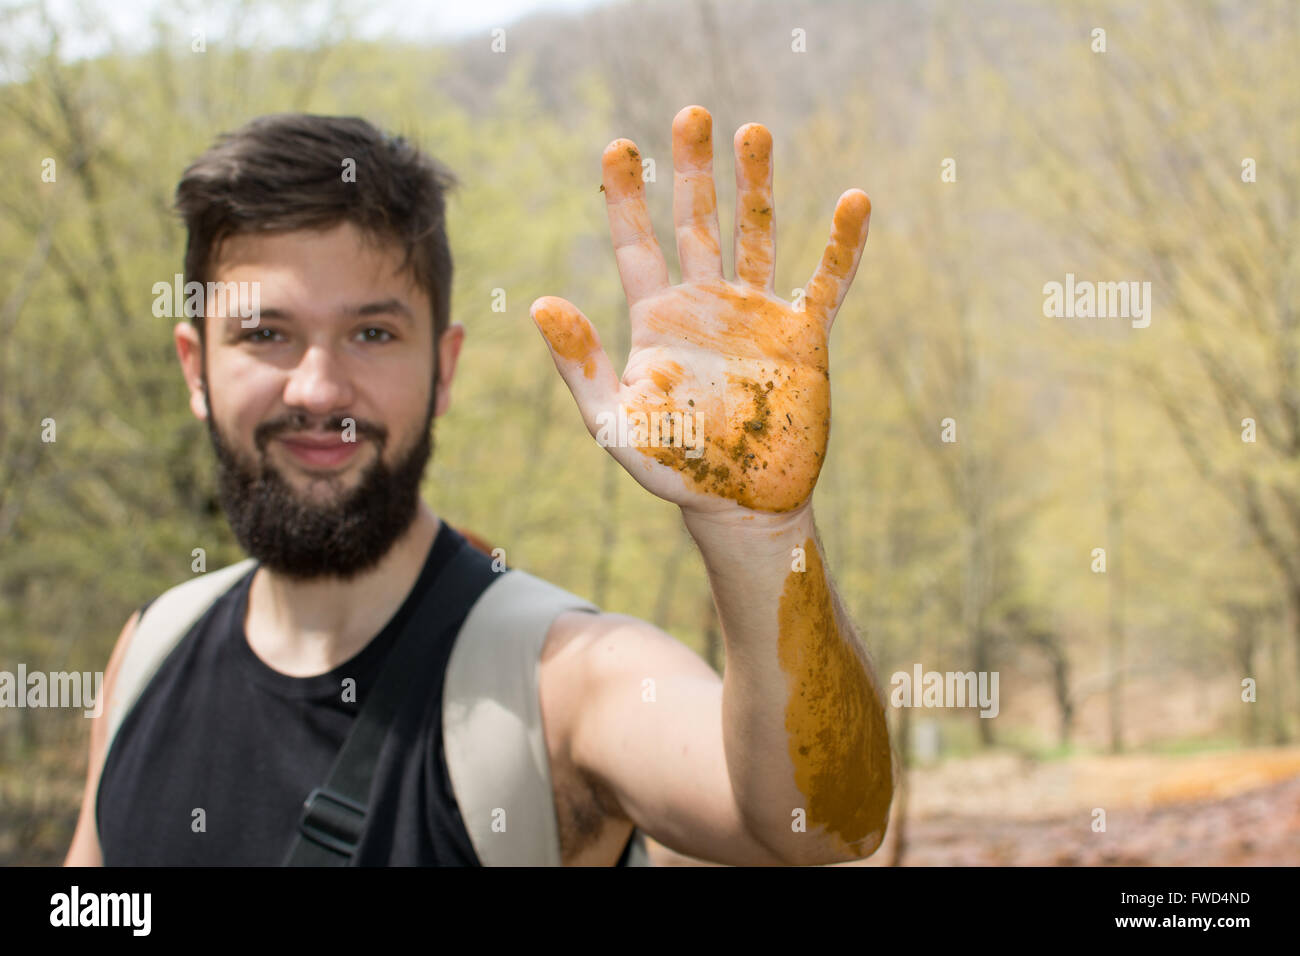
[[530, 104, 871, 516]]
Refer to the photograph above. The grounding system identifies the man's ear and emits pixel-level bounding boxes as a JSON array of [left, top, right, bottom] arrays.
[[174, 321, 209, 421], [433, 322, 465, 419]]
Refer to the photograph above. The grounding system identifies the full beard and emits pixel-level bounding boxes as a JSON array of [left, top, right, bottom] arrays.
[[205, 404, 434, 581]]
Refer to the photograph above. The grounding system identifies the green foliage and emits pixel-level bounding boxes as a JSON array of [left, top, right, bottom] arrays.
[[1, 0, 1297, 863]]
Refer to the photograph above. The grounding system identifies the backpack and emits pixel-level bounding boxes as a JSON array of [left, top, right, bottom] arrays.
[[96, 550, 651, 866]]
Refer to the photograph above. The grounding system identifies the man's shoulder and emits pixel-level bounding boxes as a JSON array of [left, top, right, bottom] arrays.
[[536, 607, 664, 773], [138, 557, 258, 623], [535, 605, 694, 774], [538, 606, 681, 685], [122, 558, 257, 677]]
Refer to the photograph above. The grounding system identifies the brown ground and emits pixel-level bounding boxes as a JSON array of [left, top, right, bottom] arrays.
[[644, 746, 1300, 866]]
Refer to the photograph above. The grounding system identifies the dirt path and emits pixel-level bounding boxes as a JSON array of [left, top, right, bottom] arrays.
[[645, 747, 1300, 866]]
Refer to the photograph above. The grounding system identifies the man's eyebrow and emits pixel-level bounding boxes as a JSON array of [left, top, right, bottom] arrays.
[[218, 301, 413, 323], [345, 299, 414, 322]]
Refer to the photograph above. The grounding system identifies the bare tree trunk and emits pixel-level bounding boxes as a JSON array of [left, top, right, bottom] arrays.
[[1289, 585, 1300, 721], [591, 233, 632, 607], [1026, 625, 1074, 748], [651, 529, 692, 632], [1230, 606, 1260, 745], [701, 592, 722, 674], [963, 512, 995, 748], [887, 706, 910, 866], [591, 457, 619, 608], [1103, 367, 1127, 754], [1270, 618, 1291, 744]]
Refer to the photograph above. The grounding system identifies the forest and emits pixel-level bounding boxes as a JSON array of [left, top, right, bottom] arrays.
[[1, 0, 1297, 865]]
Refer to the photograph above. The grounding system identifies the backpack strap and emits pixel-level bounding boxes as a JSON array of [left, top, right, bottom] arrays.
[[283, 539, 498, 865], [102, 559, 259, 774], [442, 568, 604, 866]]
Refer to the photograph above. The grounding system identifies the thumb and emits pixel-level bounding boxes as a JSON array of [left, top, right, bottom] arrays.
[[530, 296, 621, 435]]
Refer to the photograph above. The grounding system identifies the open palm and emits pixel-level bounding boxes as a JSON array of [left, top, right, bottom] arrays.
[[531, 105, 871, 516]]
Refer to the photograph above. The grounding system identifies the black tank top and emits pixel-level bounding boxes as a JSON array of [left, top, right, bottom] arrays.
[[97, 522, 637, 866]]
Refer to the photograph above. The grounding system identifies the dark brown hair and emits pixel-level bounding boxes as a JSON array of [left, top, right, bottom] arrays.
[[175, 113, 457, 362]]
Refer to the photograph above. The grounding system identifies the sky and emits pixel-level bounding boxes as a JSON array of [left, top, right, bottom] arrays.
[[1, 0, 618, 66]]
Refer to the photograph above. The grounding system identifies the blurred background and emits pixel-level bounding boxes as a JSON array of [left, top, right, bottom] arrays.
[[1, 0, 1297, 865]]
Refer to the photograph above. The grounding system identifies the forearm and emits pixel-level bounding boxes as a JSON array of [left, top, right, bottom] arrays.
[[683, 504, 894, 865]]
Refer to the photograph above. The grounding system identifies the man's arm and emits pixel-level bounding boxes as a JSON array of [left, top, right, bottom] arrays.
[[562, 510, 893, 867], [546, 608, 789, 866], [65, 610, 139, 866], [530, 104, 892, 865], [684, 505, 894, 863]]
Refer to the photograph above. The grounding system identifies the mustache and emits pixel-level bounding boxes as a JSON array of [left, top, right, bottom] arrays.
[[253, 412, 388, 453]]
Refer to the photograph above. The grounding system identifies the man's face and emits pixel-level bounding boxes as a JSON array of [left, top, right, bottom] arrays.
[[174, 221, 462, 579]]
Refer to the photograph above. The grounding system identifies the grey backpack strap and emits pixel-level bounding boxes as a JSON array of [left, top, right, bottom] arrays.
[[442, 568, 604, 866], [101, 559, 258, 774]]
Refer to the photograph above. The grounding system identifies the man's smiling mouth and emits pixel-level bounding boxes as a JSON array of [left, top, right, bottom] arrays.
[[277, 433, 364, 471]]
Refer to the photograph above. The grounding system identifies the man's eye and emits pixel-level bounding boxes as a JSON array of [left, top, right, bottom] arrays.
[[243, 328, 282, 343], [359, 327, 394, 343]]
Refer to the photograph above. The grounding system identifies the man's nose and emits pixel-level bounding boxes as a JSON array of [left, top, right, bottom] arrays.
[[282, 344, 355, 416]]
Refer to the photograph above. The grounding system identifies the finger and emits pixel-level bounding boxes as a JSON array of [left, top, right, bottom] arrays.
[[733, 122, 775, 293], [671, 105, 723, 284], [602, 138, 671, 307], [802, 189, 871, 331], [530, 296, 621, 436]]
